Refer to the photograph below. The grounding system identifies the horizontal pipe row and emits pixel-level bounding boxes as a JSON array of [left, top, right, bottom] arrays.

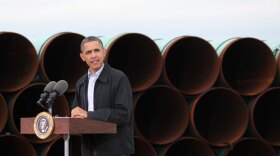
[[1, 84, 280, 147], [1, 135, 275, 156], [1, 32, 279, 97]]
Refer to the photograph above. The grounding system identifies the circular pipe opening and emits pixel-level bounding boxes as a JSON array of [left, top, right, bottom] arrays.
[[8, 83, 70, 143], [160, 137, 215, 156], [0, 93, 7, 132], [191, 87, 248, 147], [134, 136, 157, 156], [39, 32, 87, 92], [223, 138, 277, 156], [106, 33, 163, 92], [134, 85, 189, 144], [219, 38, 276, 96], [0, 134, 37, 156], [0, 32, 38, 92], [250, 87, 280, 146], [162, 36, 219, 95]]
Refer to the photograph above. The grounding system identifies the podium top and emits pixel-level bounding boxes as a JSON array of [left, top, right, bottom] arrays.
[[21, 117, 117, 134]]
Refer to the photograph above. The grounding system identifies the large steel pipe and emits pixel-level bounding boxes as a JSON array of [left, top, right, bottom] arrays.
[[0, 32, 38, 92], [222, 138, 277, 156], [249, 87, 280, 146], [213, 38, 276, 96], [160, 137, 215, 156], [134, 85, 189, 144], [157, 36, 219, 95], [265, 41, 280, 83], [103, 33, 163, 92], [0, 134, 37, 156], [7, 83, 70, 143], [38, 32, 87, 92], [0, 93, 7, 133], [133, 136, 157, 156], [190, 87, 248, 147]]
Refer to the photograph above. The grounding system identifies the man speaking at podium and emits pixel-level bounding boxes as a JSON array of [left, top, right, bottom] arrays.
[[71, 36, 134, 156]]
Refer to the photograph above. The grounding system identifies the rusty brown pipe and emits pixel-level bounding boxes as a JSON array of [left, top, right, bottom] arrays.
[[104, 33, 163, 92], [133, 136, 157, 156], [223, 138, 277, 156], [0, 93, 7, 133], [7, 83, 70, 143], [158, 36, 219, 95], [249, 87, 280, 146], [0, 134, 37, 156], [0, 32, 38, 92], [160, 137, 216, 156], [265, 41, 280, 84], [190, 87, 248, 147], [215, 38, 276, 96], [134, 85, 189, 144], [38, 32, 87, 92]]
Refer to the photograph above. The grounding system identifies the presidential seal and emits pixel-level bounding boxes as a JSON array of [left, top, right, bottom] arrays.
[[34, 112, 54, 139]]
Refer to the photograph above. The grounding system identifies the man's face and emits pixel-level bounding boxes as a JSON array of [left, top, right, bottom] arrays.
[[80, 41, 106, 73]]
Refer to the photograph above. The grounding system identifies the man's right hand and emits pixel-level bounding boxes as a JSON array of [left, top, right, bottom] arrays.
[[71, 106, 88, 118]]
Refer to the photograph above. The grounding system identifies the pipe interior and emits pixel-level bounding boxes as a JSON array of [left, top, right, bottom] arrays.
[[41, 33, 87, 92], [0, 33, 38, 92], [107, 34, 162, 92], [222, 38, 275, 95], [134, 86, 189, 144], [0, 93, 7, 132], [164, 37, 219, 95], [193, 88, 248, 146], [253, 88, 280, 145]]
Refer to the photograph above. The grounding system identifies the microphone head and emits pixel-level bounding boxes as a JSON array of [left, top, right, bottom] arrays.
[[53, 80, 68, 96], [44, 81, 57, 92]]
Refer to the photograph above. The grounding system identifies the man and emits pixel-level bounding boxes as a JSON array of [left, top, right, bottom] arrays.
[[71, 36, 134, 156]]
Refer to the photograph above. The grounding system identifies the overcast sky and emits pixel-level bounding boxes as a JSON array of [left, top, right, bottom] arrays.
[[1, 0, 280, 41]]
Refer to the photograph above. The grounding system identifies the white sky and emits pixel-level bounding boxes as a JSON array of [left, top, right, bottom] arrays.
[[1, 0, 280, 40]]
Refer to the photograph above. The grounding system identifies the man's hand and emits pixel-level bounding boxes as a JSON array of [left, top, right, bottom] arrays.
[[71, 107, 88, 118]]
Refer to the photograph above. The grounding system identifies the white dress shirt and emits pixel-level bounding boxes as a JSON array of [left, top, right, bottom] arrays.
[[87, 64, 104, 111]]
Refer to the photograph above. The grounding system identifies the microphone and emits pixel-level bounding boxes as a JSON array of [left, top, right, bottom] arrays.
[[46, 80, 68, 113], [37, 81, 57, 110]]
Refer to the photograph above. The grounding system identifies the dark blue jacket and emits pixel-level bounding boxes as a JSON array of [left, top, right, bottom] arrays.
[[72, 63, 134, 156]]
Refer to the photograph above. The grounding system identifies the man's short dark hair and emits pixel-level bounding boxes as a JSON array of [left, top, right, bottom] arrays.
[[80, 36, 104, 52]]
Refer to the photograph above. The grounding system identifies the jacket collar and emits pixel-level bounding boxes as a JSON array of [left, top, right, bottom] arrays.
[[97, 63, 109, 83], [81, 62, 109, 85]]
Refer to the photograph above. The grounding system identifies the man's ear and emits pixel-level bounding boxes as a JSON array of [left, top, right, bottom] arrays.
[[103, 48, 107, 57], [80, 52, 85, 61]]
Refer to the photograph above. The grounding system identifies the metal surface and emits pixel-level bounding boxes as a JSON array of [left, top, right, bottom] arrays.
[[0, 134, 37, 156], [249, 87, 280, 146], [0, 32, 38, 92], [156, 36, 219, 95], [222, 138, 277, 156], [212, 37, 276, 96], [37, 32, 87, 92], [160, 137, 215, 156], [64, 134, 70, 156], [101, 33, 163, 92], [190, 87, 248, 147], [0, 93, 7, 133], [134, 85, 189, 144]]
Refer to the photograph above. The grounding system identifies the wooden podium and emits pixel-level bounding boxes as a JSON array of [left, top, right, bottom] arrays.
[[21, 117, 117, 156]]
